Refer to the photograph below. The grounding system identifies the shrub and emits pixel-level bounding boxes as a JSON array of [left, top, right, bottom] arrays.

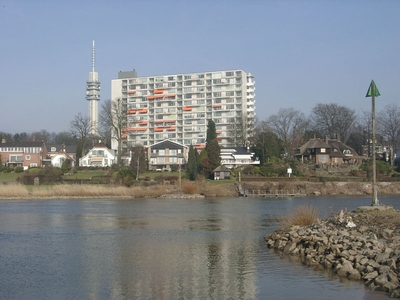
[[4, 167, 13, 173], [181, 181, 200, 194], [278, 205, 319, 228], [114, 167, 136, 186], [15, 166, 24, 173]]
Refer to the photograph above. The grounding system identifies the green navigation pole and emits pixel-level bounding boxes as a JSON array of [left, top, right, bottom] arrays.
[[366, 80, 380, 206]]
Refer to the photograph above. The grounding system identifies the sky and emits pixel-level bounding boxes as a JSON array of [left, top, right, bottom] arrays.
[[1, 0, 399, 134]]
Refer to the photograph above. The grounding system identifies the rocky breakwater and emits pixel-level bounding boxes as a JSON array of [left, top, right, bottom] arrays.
[[265, 206, 400, 298]]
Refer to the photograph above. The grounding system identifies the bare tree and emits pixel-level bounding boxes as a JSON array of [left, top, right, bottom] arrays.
[[347, 110, 371, 156], [130, 145, 147, 179], [249, 120, 282, 164], [377, 103, 400, 166], [267, 108, 309, 159], [99, 99, 125, 166], [310, 103, 356, 142], [227, 114, 248, 146], [70, 113, 93, 159]]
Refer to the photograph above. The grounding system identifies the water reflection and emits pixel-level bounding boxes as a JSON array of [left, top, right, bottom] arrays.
[[0, 197, 397, 299]]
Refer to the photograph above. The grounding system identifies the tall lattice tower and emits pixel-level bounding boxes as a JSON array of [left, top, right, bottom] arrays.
[[86, 40, 100, 135]]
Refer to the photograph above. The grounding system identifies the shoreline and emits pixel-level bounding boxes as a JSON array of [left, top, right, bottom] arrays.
[[0, 181, 400, 200]]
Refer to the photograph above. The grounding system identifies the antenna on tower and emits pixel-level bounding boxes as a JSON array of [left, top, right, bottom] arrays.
[[92, 40, 95, 72]]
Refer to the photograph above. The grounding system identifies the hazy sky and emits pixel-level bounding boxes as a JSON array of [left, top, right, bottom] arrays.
[[1, 0, 399, 134]]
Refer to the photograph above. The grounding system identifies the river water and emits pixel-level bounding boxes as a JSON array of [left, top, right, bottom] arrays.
[[0, 196, 398, 300]]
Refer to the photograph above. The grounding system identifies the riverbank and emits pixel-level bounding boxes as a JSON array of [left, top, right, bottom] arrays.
[[265, 206, 400, 298], [1, 180, 400, 199]]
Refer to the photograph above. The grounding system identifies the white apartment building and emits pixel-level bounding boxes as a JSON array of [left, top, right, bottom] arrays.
[[111, 70, 255, 154]]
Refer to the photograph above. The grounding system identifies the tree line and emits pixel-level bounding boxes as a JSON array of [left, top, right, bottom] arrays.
[[2, 101, 399, 170], [249, 103, 400, 167]]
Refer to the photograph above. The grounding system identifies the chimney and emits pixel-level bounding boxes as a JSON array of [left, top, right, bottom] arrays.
[[1, 138, 6, 143], [337, 134, 340, 142], [325, 136, 329, 143]]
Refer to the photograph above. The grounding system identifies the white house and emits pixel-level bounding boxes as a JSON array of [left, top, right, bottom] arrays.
[[220, 147, 260, 169], [51, 151, 75, 168], [79, 142, 116, 167]]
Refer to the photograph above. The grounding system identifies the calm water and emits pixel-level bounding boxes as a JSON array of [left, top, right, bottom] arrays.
[[0, 196, 399, 300]]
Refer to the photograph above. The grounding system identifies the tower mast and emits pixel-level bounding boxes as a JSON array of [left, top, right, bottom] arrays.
[[86, 40, 100, 135]]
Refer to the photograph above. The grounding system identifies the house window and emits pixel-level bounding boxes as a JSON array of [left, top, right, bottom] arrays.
[[51, 147, 57, 152], [9, 155, 23, 162], [321, 148, 326, 153], [30, 163, 37, 167], [319, 155, 329, 163], [25, 155, 31, 160], [158, 150, 165, 156]]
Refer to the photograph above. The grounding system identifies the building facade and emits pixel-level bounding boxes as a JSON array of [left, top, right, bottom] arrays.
[[111, 70, 255, 154], [220, 147, 260, 169], [0, 140, 47, 170], [79, 142, 116, 167], [146, 139, 188, 171]]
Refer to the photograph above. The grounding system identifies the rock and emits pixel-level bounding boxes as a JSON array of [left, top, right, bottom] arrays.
[[390, 288, 400, 298], [348, 270, 361, 280], [382, 229, 394, 239], [283, 242, 297, 254], [264, 208, 400, 299], [374, 274, 389, 287], [375, 252, 390, 264]]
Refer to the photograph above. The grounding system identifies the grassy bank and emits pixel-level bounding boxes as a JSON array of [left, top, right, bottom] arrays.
[[1, 177, 400, 200], [0, 180, 239, 199]]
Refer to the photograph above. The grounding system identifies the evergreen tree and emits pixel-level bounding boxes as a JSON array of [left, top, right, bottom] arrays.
[[198, 149, 209, 178], [186, 145, 198, 181], [206, 120, 217, 145], [207, 139, 221, 174]]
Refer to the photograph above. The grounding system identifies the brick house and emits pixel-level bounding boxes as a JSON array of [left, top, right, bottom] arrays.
[[0, 139, 48, 170], [295, 136, 361, 165]]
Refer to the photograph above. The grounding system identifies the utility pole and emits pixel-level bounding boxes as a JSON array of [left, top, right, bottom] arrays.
[[366, 80, 380, 206]]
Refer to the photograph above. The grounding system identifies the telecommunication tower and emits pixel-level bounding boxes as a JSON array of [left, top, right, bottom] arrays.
[[86, 40, 100, 135]]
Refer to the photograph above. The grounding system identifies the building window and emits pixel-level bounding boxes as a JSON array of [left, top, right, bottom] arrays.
[[321, 148, 326, 153], [25, 155, 31, 160], [9, 155, 23, 162]]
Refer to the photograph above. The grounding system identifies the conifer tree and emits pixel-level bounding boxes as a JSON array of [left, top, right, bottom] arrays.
[[204, 119, 221, 178], [206, 138, 221, 173], [186, 145, 198, 181], [206, 120, 217, 145]]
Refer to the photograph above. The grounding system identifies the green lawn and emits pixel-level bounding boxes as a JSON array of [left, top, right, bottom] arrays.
[[0, 172, 22, 182], [63, 170, 106, 180]]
